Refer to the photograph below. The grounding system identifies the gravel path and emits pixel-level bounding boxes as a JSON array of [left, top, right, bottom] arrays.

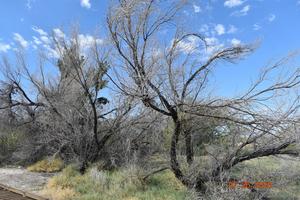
[[0, 168, 54, 195]]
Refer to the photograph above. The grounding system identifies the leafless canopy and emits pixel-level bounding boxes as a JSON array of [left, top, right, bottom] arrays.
[[0, 30, 132, 172], [107, 0, 300, 192]]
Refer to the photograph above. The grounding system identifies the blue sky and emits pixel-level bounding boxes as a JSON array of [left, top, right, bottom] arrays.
[[0, 0, 300, 97]]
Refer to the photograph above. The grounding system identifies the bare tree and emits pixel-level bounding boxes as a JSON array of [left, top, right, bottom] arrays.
[[0, 30, 131, 172], [107, 0, 300, 194]]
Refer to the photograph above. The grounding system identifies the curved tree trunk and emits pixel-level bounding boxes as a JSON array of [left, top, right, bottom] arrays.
[[170, 118, 207, 192], [170, 117, 193, 188]]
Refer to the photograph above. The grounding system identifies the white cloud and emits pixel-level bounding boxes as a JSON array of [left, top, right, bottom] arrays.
[[26, 0, 35, 10], [253, 23, 261, 31], [53, 28, 65, 39], [240, 5, 250, 15], [35, 29, 103, 57], [224, 0, 243, 8], [231, 5, 250, 16], [201, 24, 237, 37], [32, 26, 50, 46], [172, 36, 225, 59], [30, 27, 104, 58], [176, 36, 202, 54], [0, 42, 11, 52], [78, 34, 103, 47], [205, 37, 224, 55], [227, 25, 238, 34], [43, 44, 59, 58], [32, 26, 48, 36], [205, 37, 218, 46], [80, 0, 91, 9], [268, 14, 276, 22], [215, 24, 226, 35], [32, 36, 42, 45], [26, 0, 32, 9], [13, 33, 29, 48], [231, 38, 241, 46], [193, 4, 201, 13], [40, 35, 51, 44], [200, 24, 210, 35]]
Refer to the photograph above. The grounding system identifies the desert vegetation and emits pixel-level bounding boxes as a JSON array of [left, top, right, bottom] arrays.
[[1, 0, 300, 199]]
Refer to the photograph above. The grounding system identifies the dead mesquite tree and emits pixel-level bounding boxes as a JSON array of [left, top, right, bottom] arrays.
[[107, 0, 300, 193], [0, 31, 131, 172]]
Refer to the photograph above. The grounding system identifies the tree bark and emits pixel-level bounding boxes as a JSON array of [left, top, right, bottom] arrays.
[[170, 117, 191, 187], [185, 129, 194, 166]]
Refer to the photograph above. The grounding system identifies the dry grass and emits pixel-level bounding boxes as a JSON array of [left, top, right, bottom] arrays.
[[40, 187, 77, 200], [27, 158, 64, 173]]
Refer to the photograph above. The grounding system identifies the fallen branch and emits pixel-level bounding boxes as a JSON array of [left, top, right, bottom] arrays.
[[142, 167, 169, 182]]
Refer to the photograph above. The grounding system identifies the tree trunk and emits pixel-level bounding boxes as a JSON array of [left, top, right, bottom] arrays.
[[170, 118, 190, 187], [185, 130, 194, 166], [79, 158, 88, 174], [194, 175, 208, 193], [170, 118, 207, 192]]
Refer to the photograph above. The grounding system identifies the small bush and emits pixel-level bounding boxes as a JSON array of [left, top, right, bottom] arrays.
[[27, 158, 64, 173]]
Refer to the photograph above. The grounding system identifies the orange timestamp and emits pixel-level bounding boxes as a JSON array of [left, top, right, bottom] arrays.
[[228, 181, 272, 189]]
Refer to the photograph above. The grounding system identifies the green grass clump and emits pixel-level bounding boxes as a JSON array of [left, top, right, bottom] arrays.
[[27, 158, 64, 173], [42, 165, 187, 200]]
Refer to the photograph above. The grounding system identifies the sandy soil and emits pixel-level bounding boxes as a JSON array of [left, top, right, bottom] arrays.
[[0, 167, 54, 194]]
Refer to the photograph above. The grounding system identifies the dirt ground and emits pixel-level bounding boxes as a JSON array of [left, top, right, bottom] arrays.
[[0, 167, 54, 195]]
